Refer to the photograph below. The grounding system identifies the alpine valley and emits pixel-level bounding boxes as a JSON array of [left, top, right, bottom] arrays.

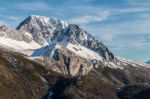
[[0, 15, 150, 99]]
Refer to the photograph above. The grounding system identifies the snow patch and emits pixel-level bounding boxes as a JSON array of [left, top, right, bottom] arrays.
[[117, 56, 150, 68], [0, 37, 41, 50], [65, 43, 103, 60], [32, 43, 61, 58], [108, 62, 123, 69]]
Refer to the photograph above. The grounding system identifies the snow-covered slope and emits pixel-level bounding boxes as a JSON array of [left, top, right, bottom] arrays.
[[17, 15, 69, 45], [16, 15, 114, 61], [65, 43, 102, 60], [32, 43, 61, 57], [0, 37, 41, 50], [116, 57, 150, 68], [0, 25, 43, 55], [31, 42, 102, 61]]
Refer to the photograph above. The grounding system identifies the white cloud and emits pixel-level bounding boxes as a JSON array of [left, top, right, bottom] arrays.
[[69, 11, 109, 24], [0, 7, 6, 10], [116, 18, 150, 35], [82, 9, 150, 54], [86, 27, 118, 42], [106, 37, 150, 52], [8, 16, 19, 21], [68, 5, 150, 43], [16, 2, 49, 10], [0, 7, 6, 12], [87, 13, 150, 42], [111, 6, 150, 15], [127, 0, 150, 4]]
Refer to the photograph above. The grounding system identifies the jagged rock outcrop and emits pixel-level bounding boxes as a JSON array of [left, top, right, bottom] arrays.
[[16, 15, 114, 61], [32, 43, 93, 76], [17, 15, 68, 45], [0, 25, 32, 43]]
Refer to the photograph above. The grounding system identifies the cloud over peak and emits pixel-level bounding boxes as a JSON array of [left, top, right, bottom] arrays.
[[69, 11, 109, 24]]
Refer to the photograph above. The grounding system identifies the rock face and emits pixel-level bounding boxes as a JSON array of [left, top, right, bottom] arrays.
[[31, 43, 93, 76], [16, 15, 114, 61], [43, 46, 93, 76], [0, 25, 32, 43], [17, 15, 68, 45], [15, 15, 115, 76]]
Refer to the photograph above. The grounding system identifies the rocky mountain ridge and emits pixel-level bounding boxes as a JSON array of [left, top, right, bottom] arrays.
[[0, 15, 149, 76], [16, 15, 114, 61]]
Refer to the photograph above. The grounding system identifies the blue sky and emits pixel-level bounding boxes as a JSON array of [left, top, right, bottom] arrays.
[[0, 0, 150, 62]]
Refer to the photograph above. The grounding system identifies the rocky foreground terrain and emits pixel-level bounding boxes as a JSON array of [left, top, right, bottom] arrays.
[[0, 15, 150, 99]]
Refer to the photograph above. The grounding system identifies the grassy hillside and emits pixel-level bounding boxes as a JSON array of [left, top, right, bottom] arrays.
[[0, 48, 150, 99], [51, 71, 119, 99], [0, 49, 120, 99], [0, 49, 60, 99]]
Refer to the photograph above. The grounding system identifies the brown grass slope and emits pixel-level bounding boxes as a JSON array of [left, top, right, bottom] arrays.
[[0, 48, 150, 99], [0, 49, 60, 99], [0, 48, 120, 99]]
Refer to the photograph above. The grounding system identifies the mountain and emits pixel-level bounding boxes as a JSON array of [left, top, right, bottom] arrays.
[[16, 15, 114, 61], [0, 15, 150, 99]]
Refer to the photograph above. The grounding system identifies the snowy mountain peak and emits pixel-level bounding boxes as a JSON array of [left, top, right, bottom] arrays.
[[16, 15, 114, 61], [16, 15, 69, 45], [17, 15, 68, 30], [29, 15, 68, 28], [0, 15, 150, 76]]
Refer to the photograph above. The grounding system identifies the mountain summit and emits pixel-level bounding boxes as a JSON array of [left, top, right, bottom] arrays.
[[17, 15, 114, 61], [17, 15, 69, 45]]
